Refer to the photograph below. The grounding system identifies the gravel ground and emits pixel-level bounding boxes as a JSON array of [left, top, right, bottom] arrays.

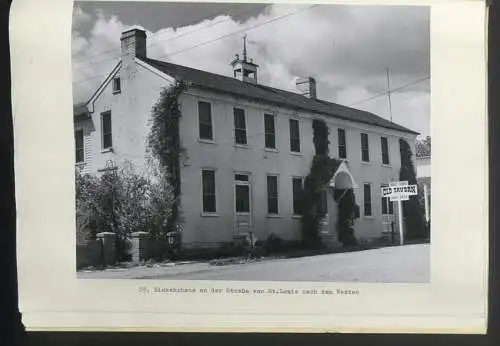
[[77, 244, 430, 283]]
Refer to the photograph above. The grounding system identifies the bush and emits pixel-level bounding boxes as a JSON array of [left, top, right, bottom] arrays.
[[75, 161, 176, 260], [265, 233, 283, 253]]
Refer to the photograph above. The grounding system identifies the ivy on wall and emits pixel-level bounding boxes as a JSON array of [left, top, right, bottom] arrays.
[[147, 80, 189, 235], [399, 138, 427, 240], [334, 188, 359, 247], [300, 119, 342, 249]]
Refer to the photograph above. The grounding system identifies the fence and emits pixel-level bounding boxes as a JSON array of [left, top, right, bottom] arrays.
[[76, 232, 116, 270], [76, 231, 182, 270]]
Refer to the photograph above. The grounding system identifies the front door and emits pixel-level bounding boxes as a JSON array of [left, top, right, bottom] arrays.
[[234, 173, 252, 235]]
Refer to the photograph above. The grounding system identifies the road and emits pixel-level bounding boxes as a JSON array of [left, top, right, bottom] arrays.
[[78, 244, 429, 282], [134, 244, 429, 283]]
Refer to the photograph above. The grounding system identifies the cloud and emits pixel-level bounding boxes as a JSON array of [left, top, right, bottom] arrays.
[[72, 4, 429, 135], [72, 5, 91, 28]]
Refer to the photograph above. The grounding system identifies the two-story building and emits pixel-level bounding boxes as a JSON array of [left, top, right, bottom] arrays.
[[74, 28, 420, 248]]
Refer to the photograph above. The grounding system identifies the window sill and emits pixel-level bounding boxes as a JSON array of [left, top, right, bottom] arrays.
[[290, 151, 303, 156], [75, 161, 86, 166], [112, 90, 121, 95], [234, 143, 250, 149], [292, 214, 303, 219], [264, 147, 278, 153], [382, 163, 391, 168], [201, 212, 219, 217], [361, 160, 372, 165], [198, 139, 216, 145], [101, 148, 113, 153], [266, 214, 282, 218]]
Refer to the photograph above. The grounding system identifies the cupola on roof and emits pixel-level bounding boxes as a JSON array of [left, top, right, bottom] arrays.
[[231, 35, 258, 84]]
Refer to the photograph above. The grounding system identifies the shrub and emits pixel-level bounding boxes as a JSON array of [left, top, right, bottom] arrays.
[[265, 233, 283, 253], [75, 161, 175, 260], [399, 139, 427, 240]]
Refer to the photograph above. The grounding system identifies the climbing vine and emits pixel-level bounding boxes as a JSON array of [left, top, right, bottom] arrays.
[[300, 119, 342, 249], [147, 80, 189, 236], [399, 138, 426, 240], [334, 188, 358, 247]]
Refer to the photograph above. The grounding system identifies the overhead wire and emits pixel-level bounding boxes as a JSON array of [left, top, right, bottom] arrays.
[[72, 4, 320, 85], [347, 76, 430, 107], [73, 4, 270, 71]]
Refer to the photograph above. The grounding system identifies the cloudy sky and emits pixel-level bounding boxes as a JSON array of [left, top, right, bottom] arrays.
[[72, 2, 430, 137]]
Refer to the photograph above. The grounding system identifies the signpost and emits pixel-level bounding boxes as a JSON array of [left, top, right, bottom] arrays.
[[381, 181, 418, 245], [424, 184, 429, 223]]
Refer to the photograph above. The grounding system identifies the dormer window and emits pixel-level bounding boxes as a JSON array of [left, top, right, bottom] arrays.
[[112, 77, 121, 94]]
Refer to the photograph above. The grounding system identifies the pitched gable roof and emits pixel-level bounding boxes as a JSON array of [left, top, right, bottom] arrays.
[[139, 57, 418, 135], [74, 103, 89, 117]]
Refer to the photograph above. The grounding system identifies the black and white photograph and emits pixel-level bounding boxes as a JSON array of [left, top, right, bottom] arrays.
[[72, 1, 431, 282]]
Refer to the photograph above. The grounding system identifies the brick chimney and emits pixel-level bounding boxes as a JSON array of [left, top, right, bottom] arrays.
[[296, 77, 317, 99], [121, 27, 147, 60], [120, 28, 147, 89]]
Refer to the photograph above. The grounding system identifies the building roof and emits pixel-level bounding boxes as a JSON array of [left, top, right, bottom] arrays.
[[140, 57, 419, 135], [74, 103, 89, 117]]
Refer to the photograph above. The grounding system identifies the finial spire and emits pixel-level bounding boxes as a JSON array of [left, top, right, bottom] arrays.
[[242, 34, 247, 62]]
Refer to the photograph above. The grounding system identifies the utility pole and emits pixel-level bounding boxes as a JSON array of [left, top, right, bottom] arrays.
[[386, 67, 393, 122]]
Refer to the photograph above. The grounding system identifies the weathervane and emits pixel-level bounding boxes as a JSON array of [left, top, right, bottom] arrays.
[[242, 34, 248, 62]]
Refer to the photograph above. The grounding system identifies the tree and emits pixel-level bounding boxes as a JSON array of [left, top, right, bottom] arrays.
[[399, 139, 427, 240], [75, 161, 175, 260], [415, 136, 431, 158]]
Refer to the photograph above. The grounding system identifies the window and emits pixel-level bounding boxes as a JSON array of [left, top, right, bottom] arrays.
[[75, 129, 84, 163], [361, 133, 369, 162], [202, 170, 216, 213], [101, 111, 112, 149], [264, 114, 276, 149], [267, 175, 279, 214], [234, 108, 247, 145], [289, 119, 300, 152], [381, 137, 390, 165], [292, 177, 303, 215], [338, 128, 347, 159], [198, 101, 213, 140], [112, 77, 121, 93], [381, 185, 394, 215], [235, 173, 250, 213], [363, 183, 372, 216], [234, 174, 249, 182]]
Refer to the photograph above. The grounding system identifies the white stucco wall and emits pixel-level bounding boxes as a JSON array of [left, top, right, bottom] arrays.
[[75, 61, 173, 176], [176, 88, 417, 245], [74, 59, 418, 246]]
